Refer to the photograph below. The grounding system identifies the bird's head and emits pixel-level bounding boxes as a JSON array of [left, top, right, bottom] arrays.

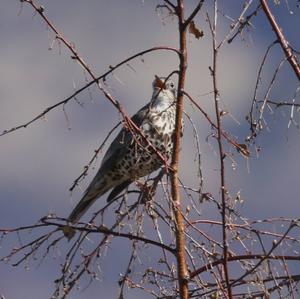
[[152, 76, 176, 99]]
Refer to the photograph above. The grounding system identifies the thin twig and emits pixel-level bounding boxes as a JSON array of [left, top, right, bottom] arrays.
[[183, 90, 246, 153], [208, 2, 232, 297]]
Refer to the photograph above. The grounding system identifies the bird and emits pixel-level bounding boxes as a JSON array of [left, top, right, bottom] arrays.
[[64, 76, 177, 238]]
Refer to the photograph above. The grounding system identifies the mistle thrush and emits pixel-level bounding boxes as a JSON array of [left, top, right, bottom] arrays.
[[66, 76, 177, 225]]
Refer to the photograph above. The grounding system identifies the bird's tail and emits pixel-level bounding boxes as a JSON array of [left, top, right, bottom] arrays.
[[63, 192, 100, 240], [68, 192, 99, 223], [63, 180, 110, 240], [68, 174, 115, 223]]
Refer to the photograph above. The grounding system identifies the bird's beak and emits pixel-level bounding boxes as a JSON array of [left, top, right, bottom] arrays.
[[154, 76, 166, 89]]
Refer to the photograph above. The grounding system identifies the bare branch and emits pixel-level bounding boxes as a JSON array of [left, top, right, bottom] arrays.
[[260, 0, 300, 80], [183, 90, 248, 155], [230, 221, 297, 287], [208, 2, 232, 297], [163, 0, 177, 10], [170, 1, 189, 298], [190, 253, 300, 278], [42, 218, 176, 254], [183, 0, 204, 29]]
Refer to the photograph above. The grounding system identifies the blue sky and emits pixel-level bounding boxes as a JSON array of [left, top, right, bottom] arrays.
[[1, 1, 300, 298]]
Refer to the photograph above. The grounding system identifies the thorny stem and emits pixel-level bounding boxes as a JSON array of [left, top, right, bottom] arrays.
[[182, 90, 246, 153], [209, 1, 232, 298], [229, 222, 296, 288], [249, 40, 278, 137], [190, 253, 300, 279], [188, 273, 300, 298], [260, 0, 300, 81], [53, 202, 140, 298], [218, 0, 255, 48], [42, 219, 176, 254]]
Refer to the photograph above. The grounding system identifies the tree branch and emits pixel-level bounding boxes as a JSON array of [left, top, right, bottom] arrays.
[[163, 0, 177, 10], [260, 0, 300, 80], [208, 2, 232, 297], [183, 0, 204, 29], [190, 253, 300, 278], [42, 218, 176, 254], [169, 1, 190, 298], [183, 90, 247, 154]]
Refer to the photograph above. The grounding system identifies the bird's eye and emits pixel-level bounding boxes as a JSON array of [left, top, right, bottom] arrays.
[[170, 82, 174, 88]]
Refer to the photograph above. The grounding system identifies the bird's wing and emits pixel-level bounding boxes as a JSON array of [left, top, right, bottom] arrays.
[[106, 179, 132, 202], [89, 103, 151, 202], [98, 102, 150, 175], [66, 103, 151, 224]]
